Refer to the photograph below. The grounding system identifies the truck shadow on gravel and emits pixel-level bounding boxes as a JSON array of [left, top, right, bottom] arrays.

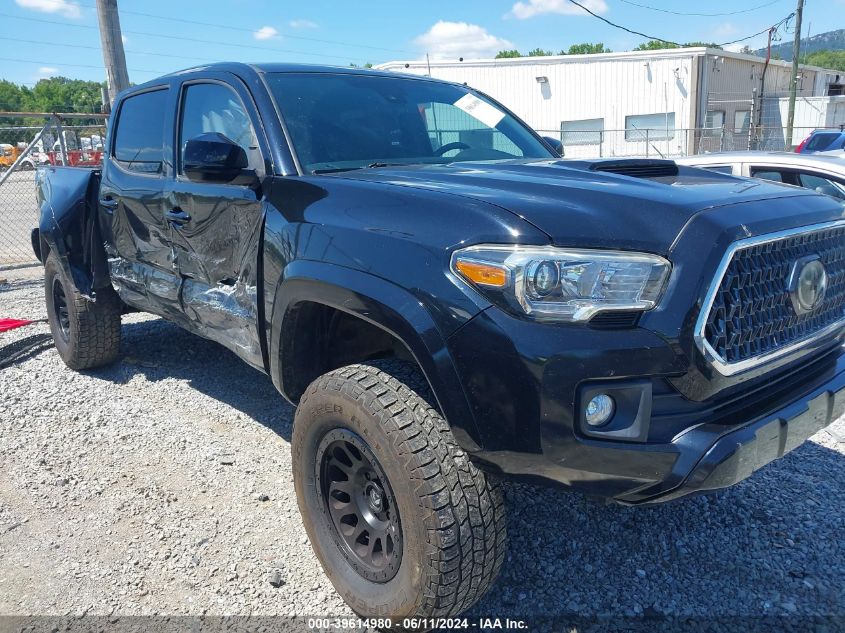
[[106, 317, 845, 622]]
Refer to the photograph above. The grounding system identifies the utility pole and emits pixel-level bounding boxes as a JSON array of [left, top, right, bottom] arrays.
[[96, 0, 129, 111], [785, 0, 804, 149]]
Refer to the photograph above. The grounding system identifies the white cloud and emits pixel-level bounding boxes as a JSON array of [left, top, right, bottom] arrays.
[[38, 66, 59, 75], [714, 22, 738, 38], [289, 19, 318, 29], [415, 21, 515, 60], [15, 0, 81, 19], [253, 26, 279, 40], [509, 0, 607, 19]]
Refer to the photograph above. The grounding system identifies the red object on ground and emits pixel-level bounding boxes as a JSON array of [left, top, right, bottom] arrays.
[[0, 319, 33, 333]]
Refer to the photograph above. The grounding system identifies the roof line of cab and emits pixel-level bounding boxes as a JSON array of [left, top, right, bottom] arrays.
[[116, 61, 462, 99]]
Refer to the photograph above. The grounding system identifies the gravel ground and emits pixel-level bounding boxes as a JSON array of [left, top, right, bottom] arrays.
[[1, 269, 844, 628]]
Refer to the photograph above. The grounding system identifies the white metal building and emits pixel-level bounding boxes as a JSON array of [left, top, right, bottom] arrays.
[[377, 49, 845, 157]]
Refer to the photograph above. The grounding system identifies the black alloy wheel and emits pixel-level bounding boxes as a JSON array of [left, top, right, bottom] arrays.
[[51, 276, 71, 341], [316, 428, 402, 583]]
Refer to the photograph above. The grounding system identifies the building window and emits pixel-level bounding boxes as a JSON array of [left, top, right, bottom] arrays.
[[624, 113, 676, 141], [734, 110, 751, 133], [561, 118, 604, 145], [704, 110, 725, 136]]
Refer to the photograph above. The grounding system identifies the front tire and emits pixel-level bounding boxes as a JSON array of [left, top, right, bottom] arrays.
[[293, 360, 506, 622], [44, 252, 122, 369]]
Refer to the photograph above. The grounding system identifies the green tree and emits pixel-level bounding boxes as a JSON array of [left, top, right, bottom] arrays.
[[22, 77, 105, 113], [806, 49, 845, 71], [634, 40, 723, 51], [527, 48, 555, 57], [564, 42, 611, 55], [634, 40, 679, 51], [684, 41, 723, 49], [0, 80, 26, 112], [495, 49, 522, 58]]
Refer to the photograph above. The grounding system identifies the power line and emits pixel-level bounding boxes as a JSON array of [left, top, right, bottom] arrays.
[[564, 0, 796, 48], [717, 13, 794, 47], [0, 56, 167, 74], [116, 9, 415, 56], [562, 0, 680, 45], [617, 0, 781, 17], [0, 13, 373, 63], [0, 36, 221, 64], [3, 0, 411, 56]]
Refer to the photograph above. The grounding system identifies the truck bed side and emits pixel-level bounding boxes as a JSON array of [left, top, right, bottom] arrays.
[[34, 166, 110, 300]]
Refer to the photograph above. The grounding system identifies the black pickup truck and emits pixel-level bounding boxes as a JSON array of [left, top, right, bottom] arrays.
[[33, 63, 845, 622]]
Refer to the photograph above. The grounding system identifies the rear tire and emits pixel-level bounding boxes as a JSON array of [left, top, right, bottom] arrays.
[[44, 252, 121, 370], [293, 360, 506, 624]]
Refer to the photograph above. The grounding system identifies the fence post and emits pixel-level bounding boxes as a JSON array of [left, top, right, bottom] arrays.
[[645, 129, 649, 158], [55, 117, 68, 166], [599, 130, 603, 158]]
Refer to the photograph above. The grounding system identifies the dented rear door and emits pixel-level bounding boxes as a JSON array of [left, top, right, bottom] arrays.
[[100, 85, 185, 322]]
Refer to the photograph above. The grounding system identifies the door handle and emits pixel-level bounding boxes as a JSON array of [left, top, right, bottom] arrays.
[[99, 197, 118, 211], [165, 208, 191, 226]]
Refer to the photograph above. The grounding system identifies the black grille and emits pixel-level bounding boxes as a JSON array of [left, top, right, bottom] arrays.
[[589, 311, 640, 329], [704, 225, 845, 364]]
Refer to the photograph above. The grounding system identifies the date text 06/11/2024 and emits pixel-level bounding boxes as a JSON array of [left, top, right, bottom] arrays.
[[306, 617, 529, 630]]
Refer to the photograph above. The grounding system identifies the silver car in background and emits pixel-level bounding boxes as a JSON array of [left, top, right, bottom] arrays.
[[677, 151, 845, 201]]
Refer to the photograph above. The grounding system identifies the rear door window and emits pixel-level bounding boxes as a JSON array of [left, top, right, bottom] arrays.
[[112, 89, 168, 175]]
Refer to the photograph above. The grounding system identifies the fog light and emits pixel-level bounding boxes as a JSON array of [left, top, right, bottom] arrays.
[[585, 394, 615, 427]]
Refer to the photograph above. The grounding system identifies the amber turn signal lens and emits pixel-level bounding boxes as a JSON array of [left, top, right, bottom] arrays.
[[455, 259, 508, 287]]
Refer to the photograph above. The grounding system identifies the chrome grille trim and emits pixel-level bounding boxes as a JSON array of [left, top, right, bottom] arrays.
[[694, 220, 845, 376]]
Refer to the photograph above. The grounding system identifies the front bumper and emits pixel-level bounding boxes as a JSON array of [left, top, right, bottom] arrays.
[[636, 371, 845, 503], [447, 306, 845, 504]]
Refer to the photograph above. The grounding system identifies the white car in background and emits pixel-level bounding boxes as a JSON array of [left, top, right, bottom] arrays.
[[677, 151, 845, 201]]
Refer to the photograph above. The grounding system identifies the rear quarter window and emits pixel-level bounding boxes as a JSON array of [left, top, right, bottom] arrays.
[[113, 89, 168, 175]]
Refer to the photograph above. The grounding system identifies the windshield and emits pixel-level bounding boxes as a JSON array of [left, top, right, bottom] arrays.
[[266, 72, 554, 173]]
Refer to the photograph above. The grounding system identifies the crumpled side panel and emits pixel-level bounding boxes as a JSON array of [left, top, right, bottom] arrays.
[[108, 256, 180, 303], [181, 277, 261, 365]]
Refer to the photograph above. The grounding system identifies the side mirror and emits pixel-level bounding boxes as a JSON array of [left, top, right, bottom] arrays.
[[542, 136, 564, 157], [183, 133, 256, 184]]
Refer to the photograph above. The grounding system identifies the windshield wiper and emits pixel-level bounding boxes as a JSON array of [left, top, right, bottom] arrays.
[[313, 162, 405, 174], [312, 166, 363, 174]]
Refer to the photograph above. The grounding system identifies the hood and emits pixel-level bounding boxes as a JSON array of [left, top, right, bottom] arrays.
[[324, 159, 822, 254]]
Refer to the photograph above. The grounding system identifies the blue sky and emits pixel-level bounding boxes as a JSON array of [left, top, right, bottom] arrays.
[[1, 0, 842, 86]]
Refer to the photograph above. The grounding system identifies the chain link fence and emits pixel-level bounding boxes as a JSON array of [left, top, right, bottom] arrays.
[[544, 125, 844, 159], [0, 113, 107, 269], [1, 116, 844, 268]]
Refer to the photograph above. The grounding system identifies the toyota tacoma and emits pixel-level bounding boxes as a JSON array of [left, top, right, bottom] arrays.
[[32, 63, 845, 622]]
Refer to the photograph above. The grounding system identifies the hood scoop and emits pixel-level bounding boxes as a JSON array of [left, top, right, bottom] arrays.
[[589, 159, 679, 180]]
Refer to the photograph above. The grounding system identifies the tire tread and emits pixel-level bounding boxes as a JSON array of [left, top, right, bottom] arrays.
[[45, 253, 121, 370], [300, 359, 506, 618]]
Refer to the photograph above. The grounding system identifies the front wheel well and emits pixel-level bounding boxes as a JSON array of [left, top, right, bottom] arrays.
[[281, 301, 419, 402]]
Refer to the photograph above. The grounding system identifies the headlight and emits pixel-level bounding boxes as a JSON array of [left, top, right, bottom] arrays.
[[451, 245, 671, 322]]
